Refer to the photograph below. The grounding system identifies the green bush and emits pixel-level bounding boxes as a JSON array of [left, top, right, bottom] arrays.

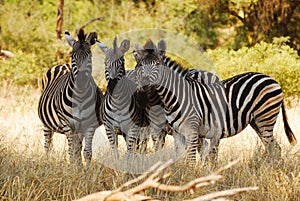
[[0, 51, 43, 86], [0, 1, 299, 99], [208, 37, 300, 98]]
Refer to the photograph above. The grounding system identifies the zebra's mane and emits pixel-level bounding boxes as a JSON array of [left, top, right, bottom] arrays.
[[163, 55, 189, 77], [77, 29, 86, 44]]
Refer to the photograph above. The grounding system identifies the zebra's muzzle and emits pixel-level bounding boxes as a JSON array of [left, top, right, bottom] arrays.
[[139, 77, 150, 88], [76, 70, 91, 89]]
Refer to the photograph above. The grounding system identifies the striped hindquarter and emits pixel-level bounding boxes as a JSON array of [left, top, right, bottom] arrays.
[[189, 72, 297, 162], [38, 29, 103, 167]]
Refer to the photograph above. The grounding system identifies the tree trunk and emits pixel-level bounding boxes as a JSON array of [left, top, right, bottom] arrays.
[[56, 0, 64, 61], [56, 0, 64, 40]]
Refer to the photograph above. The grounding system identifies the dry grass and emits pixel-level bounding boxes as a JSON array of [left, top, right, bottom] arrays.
[[0, 82, 300, 201]]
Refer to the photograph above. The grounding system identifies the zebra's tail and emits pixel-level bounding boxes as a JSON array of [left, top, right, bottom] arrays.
[[281, 101, 297, 145]]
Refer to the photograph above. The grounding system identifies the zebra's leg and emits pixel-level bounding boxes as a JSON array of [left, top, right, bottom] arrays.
[[173, 131, 185, 154], [136, 126, 149, 154], [76, 133, 84, 167], [66, 133, 83, 168], [83, 127, 96, 168], [250, 120, 282, 159], [180, 121, 199, 164], [153, 130, 167, 151], [207, 138, 220, 165], [126, 125, 140, 158], [43, 127, 54, 154], [152, 123, 169, 151], [198, 138, 211, 163], [104, 125, 119, 159], [148, 105, 169, 151]]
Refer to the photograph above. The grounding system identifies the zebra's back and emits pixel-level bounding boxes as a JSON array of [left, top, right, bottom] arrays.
[[41, 64, 72, 91]]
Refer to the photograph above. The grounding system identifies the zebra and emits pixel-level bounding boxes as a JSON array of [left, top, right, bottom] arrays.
[[96, 37, 150, 157], [134, 39, 297, 163], [132, 49, 221, 151], [185, 69, 220, 84], [38, 29, 104, 167]]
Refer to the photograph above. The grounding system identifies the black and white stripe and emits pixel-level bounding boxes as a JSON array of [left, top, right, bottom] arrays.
[[133, 48, 221, 151], [134, 39, 297, 163], [97, 37, 149, 157], [134, 40, 200, 161], [38, 29, 103, 167]]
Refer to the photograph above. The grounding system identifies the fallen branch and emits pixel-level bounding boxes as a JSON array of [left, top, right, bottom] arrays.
[[74, 159, 258, 201], [186, 187, 259, 201]]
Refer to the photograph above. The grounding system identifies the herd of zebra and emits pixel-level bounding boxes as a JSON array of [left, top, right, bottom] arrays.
[[38, 29, 297, 168]]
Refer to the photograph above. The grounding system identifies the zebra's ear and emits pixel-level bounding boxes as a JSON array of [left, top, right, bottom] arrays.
[[134, 42, 144, 59], [113, 37, 118, 52], [86, 31, 97, 46], [157, 39, 166, 56], [96, 41, 109, 54], [65, 31, 76, 47], [120, 39, 130, 54]]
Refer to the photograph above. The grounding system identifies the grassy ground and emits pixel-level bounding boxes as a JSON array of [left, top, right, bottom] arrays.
[[0, 82, 300, 200]]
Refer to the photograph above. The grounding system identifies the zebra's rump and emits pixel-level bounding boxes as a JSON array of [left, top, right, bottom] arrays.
[[222, 72, 283, 137]]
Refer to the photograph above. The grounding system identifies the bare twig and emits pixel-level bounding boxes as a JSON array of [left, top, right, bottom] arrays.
[[114, 160, 173, 193], [186, 187, 259, 201], [73, 160, 258, 201], [79, 16, 105, 31], [214, 158, 240, 174]]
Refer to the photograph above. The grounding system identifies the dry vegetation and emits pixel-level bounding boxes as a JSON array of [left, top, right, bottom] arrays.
[[0, 82, 300, 200]]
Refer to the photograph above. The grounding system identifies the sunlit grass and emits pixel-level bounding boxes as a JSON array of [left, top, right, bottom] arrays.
[[0, 83, 300, 200]]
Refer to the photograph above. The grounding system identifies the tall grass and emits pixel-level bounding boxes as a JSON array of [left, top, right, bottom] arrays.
[[0, 83, 300, 200]]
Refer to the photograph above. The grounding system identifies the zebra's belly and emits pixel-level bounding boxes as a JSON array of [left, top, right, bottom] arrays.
[[217, 119, 249, 139]]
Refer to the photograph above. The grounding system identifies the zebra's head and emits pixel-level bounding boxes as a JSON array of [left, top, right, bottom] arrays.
[[96, 37, 130, 82], [134, 39, 166, 88], [65, 29, 97, 74]]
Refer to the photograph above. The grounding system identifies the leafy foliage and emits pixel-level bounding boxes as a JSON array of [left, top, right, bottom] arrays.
[[0, 51, 43, 85], [0, 0, 299, 98], [209, 37, 300, 98]]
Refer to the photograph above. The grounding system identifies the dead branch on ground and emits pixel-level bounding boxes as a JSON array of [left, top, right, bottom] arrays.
[[74, 159, 258, 201]]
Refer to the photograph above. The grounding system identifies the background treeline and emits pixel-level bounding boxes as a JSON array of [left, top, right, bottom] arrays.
[[0, 0, 299, 97]]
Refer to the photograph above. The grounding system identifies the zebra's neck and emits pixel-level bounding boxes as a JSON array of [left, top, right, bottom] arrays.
[[154, 62, 194, 127], [107, 75, 135, 99]]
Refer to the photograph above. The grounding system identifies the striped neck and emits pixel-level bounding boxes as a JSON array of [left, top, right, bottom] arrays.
[[155, 60, 191, 115]]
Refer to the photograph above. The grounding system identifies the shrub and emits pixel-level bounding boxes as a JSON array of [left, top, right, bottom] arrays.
[[208, 37, 300, 98], [0, 51, 43, 86]]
